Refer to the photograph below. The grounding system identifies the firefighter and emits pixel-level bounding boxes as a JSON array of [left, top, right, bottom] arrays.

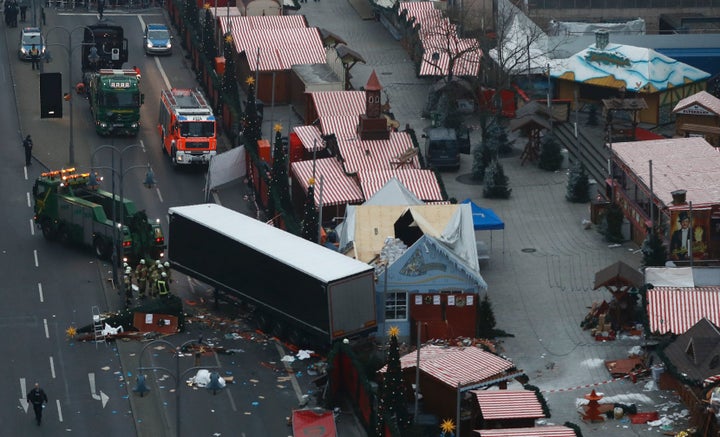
[[123, 266, 133, 307], [157, 272, 169, 298], [148, 266, 160, 298], [135, 259, 148, 299], [163, 261, 172, 284]]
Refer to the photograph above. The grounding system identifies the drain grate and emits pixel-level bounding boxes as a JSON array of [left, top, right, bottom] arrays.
[[521, 248, 537, 253]]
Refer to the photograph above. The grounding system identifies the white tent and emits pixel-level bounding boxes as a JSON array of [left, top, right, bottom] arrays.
[[204, 146, 246, 201]]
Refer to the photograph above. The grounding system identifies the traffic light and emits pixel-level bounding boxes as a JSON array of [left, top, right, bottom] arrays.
[[40, 72, 63, 118]]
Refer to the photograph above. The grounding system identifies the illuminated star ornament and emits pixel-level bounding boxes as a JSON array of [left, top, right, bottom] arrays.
[[307, 177, 315, 186], [225, 34, 233, 44], [203, 2, 210, 8], [274, 123, 283, 133], [245, 76, 255, 85], [65, 326, 77, 338], [440, 418, 455, 435], [388, 326, 400, 338]]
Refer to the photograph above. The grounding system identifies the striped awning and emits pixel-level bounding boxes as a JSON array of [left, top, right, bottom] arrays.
[[221, 15, 308, 33], [474, 426, 578, 437], [311, 91, 366, 117], [647, 287, 720, 335], [359, 169, 443, 202], [293, 125, 325, 153], [290, 158, 364, 206], [471, 390, 545, 420], [704, 374, 720, 387], [386, 345, 516, 388], [227, 27, 326, 72]]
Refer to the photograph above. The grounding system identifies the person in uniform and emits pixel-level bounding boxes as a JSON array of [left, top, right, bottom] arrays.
[[163, 261, 172, 285], [26, 382, 48, 425], [157, 272, 169, 298], [135, 259, 148, 299], [123, 266, 133, 307], [148, 266, 159, 298]]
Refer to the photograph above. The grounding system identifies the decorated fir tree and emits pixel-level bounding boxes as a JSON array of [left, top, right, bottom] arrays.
[[375, 326, 411, 436], [243, 76, 261, 153], [201, 6, 217, 62], [477, 294, 496, 338], [487, 118, 512, 156], [301, 182, 319, 242], [642, 227, 668, 267], [538, 132, 563, 171], [270, 124, 292, 213], [440, 418, 456, 437], [221, 36, 239, 109], [566, 161, 590, 203], [182, 0, 200, 42], [472, 130, 498, 181], [483, 159, 511, 199]]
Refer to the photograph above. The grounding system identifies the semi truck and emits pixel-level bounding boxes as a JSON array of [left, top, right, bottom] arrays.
[[82, 23, 128, 72], [85, 69, 144, 136], [33, 168, 165, 262], [168, 204, 377, 346]]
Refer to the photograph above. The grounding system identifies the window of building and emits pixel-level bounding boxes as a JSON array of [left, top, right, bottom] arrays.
[[385, 292, 408, 321]]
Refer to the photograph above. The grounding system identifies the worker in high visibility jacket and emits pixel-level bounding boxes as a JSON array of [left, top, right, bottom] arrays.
[[157, 272, 169, 298]]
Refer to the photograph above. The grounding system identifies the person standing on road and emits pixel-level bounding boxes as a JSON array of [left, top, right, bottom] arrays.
[[123, 266, 134, 307], [135, 259, 148, 299], [157, 272, 169, 298], [30, 44, 40, 70], [23, 135, 33, 166], [26, 382, 48, 425], [19, 0, 27, 22]]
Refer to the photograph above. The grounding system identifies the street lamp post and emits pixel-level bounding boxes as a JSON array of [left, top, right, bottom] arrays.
[[90, 144, 155, 302], [134, 339, 223, 437], [44, 25, 96, 165]]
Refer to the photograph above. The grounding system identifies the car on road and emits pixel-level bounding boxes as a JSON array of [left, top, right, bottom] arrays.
[[144, 24, 172, 55], [18, 27, 45, 61]]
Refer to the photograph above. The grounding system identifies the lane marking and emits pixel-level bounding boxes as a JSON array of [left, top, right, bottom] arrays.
[[49, 356, 56, 379], [88, 373, 110, 407], [43, 318, 49, 338], [38, 283, 44, 303], [274, 342, 304, 403], [26, 192, 31, 207], [29, 218, 34, 236], [19, 378, 28, 413], [34, 250, 39, 267], [56, 399, 63, 422]]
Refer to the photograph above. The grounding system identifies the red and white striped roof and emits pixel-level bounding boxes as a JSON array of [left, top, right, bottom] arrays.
[[398, 1, 482, 77], [647, 287, 720, 335], [293, 125, 325, 152], [359, 169, 443, 202], [221, 15, 308, 33], [704, 374, 720, 387], [471, 390, 545, 420], [474, 426, 578, 437], [224, 25, 325, 72], [392, 345, 516, 388], [311, 91, 367, 117], [290, 158, 364, 206]]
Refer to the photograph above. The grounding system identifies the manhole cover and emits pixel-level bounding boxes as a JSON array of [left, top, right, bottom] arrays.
[[521, 248, 537, 253]]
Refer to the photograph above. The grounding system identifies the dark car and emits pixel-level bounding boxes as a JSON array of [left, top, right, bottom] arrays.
[[144, 24, 172, 55], [18, 27, 45, 61]]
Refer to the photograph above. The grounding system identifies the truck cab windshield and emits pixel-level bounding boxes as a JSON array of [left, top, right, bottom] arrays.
[[180, 121, 214, 138], [102, 92, 139, 108]]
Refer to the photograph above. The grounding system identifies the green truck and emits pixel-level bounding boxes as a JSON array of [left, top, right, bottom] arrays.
[[85, 69, 144, 136], [33, 168, 165, 262]]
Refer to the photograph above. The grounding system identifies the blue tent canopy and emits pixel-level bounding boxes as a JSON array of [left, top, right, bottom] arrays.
[[461, 199, 505, 230]]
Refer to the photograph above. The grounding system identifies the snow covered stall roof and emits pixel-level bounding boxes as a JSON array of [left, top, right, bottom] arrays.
[[168, 204, 373, 283]]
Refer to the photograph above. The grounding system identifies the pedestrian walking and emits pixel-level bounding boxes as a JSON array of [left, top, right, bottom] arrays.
[[30, 45, 40, 70], [26, 383, 48, 425], [19, 0, 27, 21], [135, 259, 148, 299], [97, 0, 104, 20], [22, 135, 33, 166]]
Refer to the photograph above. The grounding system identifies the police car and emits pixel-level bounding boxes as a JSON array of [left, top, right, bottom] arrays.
[[18, 27, 45, 61], [143, 24, 172, 55]]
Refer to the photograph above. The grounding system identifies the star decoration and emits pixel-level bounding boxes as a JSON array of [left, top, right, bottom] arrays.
[[388, 326, 400, 338], [440, 418, 455, 433], [203, 2, 210, 8], [225, 34, 233, 44], [66, 326, 77, 338], [245, 76, 255, 85], [307, 177, 315, 186], [274, 123, 283, 132]]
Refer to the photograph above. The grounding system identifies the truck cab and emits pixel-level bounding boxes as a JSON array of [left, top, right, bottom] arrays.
[[423, 127, 461, 171]]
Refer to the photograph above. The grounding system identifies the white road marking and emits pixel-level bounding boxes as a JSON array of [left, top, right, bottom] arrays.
[[44, 318, 49, 338], [34, 250, 39, 267], [56, 399, 63, 422], [38, 283, 44, 302], [49, 356, 56, 378], [19, 378, 28, 413]]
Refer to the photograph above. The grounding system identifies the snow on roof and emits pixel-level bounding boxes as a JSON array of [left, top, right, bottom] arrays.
[[551, 41, 710, 92], [168, 204, 373, 282], [673, 90, 720, 116], [611, 137, 720, 206]]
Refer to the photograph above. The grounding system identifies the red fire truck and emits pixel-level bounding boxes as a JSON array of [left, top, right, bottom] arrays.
[[158, 88, 217, 166]]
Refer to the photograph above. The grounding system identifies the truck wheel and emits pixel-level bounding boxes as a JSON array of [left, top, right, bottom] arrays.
[[288, 329, 309, 349], [41, 220, 56, 240], [271, 321, 285, 339], [58, 226, 70, 245], [256, 311, 272, 333], [94, 237, 110, 260], [160, 134, 166, 153]]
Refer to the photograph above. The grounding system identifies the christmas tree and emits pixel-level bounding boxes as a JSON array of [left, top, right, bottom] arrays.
[[182, 0, 200, 42], [270, 124, 292, 213], [642, 226, 668, 267], [538, 132, 563, 171], [477, 294, 496, 338], [243, 76, 261, 153], [483, 159, 511, 199], [201, 6, 217, 62], [301, 182, 319, 242], [221, 36, 239, 109], [375, 326, 411, 436], [566, 161, 590, 203], [472, 126, 498, 181]]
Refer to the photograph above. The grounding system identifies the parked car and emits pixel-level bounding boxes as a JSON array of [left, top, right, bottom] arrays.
[[18, 27, 45, 61], [144, 24, 172, 55]]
